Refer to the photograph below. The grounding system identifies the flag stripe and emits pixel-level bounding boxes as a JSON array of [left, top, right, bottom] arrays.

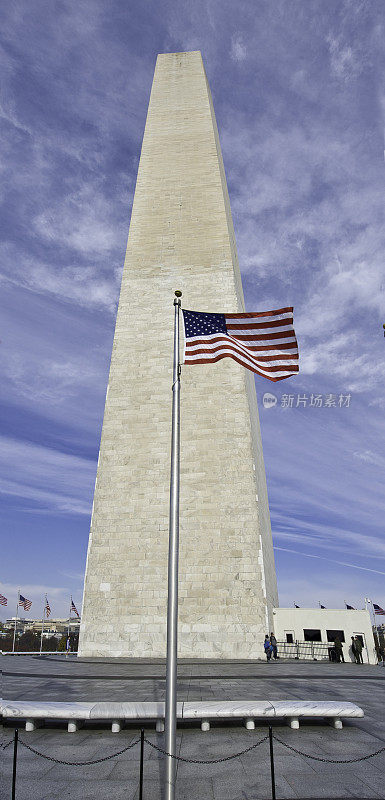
[[187, 347, 298, 362], [226, 307, 293, 318], [186, 333, 298, 347], [186, 336, 298, 356], [187, 352, 297, 381], [226, 313, 293, 325], [231, 329, 297, 341], [186, 339, 299, 370], [187, 335, 298, 353], [186, 332, 295, 361], [186, 345, 296, 376], [227, 318, 293, 329], [226, 324, 294, 335]]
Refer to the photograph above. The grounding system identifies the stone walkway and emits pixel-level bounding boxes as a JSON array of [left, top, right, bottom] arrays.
[[2, 656, 385, 799]]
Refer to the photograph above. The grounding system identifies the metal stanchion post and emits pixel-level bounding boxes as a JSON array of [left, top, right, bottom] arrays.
[[139, 728, 144, 800], [12, 728, 19, 800], [268, 726, 276, 800]]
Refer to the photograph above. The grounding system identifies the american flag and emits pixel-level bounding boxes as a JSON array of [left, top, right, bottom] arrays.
[[0, 593, 7, 606], [45, 596, 51, 617], [374, 603, 385, 616], [182, 307, 298, 381], [19, 594, 32, 611], [71, 599, 80, 618]]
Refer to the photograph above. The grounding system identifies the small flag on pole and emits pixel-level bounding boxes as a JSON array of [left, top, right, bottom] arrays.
[[345, 603, 355, 610], [19, 594, 32, 611], [182, 307, 299, 381], [45, 596, 51, 618], [71, 599, 80, 618], [0, 593, 7, 606], [373, 603, 385, 616]]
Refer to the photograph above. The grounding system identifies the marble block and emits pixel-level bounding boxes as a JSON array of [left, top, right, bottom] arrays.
[[182, 701, 275, 719], [2, 700, 94, 719], [269, 701, 364, 718]]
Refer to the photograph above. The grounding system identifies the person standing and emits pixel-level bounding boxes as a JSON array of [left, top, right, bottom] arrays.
[[354, 636, 364, 664], [270, 632, 278, 660], [334, 637, 344, 663], [264, 635, 272, 661], [350, 636, 358, 663]]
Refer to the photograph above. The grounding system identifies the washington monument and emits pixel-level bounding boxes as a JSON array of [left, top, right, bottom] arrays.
[[79, 51, 278, 659]]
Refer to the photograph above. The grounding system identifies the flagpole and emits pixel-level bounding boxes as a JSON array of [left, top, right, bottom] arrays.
[[165, 290, 182, 800], [366, 597, 375, 627], [13, 589, 20, 653], [67, 597, 71, 656], [371, 600, 376, 630], [39, 595, 45, 656], [366, 597, 377, 636]]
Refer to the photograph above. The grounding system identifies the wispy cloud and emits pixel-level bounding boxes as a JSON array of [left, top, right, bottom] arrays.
[[0, 436, 96, 515], [353, 449, 385, 467], [326, 33, 362, 82], [34, 184, 124, 256], [18, 264, 120, 311], [58, 570, 85, 581], [274, 547, 385, 577], [230, 34, 247, 63]]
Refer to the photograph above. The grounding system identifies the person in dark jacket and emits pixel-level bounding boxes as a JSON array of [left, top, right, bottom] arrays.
[[264, 635, 272, 661], [270, 632, 278, 660], [354, 636, 364, 664], [334, 637, 344, 663]]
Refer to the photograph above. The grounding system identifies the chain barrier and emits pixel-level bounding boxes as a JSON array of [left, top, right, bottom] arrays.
[[4, 729, 385, 766], [272, 734, 385, 764], [144, 734, 269, 763], [2, 738, 13, 750], [13, 735, 141, 766]]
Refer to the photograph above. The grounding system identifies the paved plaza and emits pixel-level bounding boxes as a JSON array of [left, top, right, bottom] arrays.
[[2, 656, 385, 799]]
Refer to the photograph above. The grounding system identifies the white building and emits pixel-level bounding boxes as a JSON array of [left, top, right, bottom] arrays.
[[4, 617, 81, 635], [273, 608, 377, 665]]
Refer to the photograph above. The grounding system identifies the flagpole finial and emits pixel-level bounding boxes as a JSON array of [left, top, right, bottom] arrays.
[[174, 290, 182, 307]]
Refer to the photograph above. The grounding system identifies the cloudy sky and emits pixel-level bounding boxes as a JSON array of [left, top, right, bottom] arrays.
[[1, 0, 384, 621]]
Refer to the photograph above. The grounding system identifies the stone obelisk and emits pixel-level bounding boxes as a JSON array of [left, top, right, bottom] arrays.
[[79, 51, 278, 659]]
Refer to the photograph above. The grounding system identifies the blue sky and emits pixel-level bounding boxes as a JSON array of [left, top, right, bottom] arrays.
[[1, 0, 384, 620]]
